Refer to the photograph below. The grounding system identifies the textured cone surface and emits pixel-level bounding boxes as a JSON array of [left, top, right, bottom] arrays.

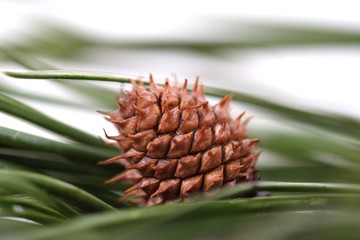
[[100, 76, 260, 206]]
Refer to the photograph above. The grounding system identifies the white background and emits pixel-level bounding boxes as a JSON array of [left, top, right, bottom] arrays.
[[0, 0, 359, 140]]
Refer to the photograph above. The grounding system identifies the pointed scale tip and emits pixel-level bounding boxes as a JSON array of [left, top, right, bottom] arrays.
[[219, 95, 232, 108], [149, 73, 160, 96], [124, 177, 160, 195], [103, 130, 132, 149], [97, 155, 123, 165], [105, 169, 142, 184], [243, 115, 254, 126], [97, 110, 117, 121], [235, 111, 246, 122], [194, 77, 204, 96], [101, 128, 115, 142], [190, 102, 204, 109], [251, 138, 260, 145], [245, 139, 260, 149], [164, 80, 170, 91], [254, 151, 262, 159], [96, 110, 108, 116], [132, 105, 146, 116], [192, 76, 200, 93], [182, 79, 188, 92], [97, 134, 120, 148], [243, 151, 261, 169], [119, 189, 147, 202], [191, 77, 205, 103], [151, 179, 181, 199], [149, 73, 154, 81], [145, 196, 164, 207], [202, 101, 209, 108], [127, 158, 157, 176], [130, 79, 139, 91], [231, 111, 246, 130], [199, 84, 204, 96], [102, 128, 110, 139], [98, 150, 143, 166]]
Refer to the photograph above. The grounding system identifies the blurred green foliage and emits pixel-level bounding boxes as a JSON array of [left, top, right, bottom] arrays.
[[0, 19, 359, 240]]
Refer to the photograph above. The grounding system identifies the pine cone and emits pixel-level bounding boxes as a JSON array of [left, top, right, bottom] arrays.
[[99, 75, 260, 206]]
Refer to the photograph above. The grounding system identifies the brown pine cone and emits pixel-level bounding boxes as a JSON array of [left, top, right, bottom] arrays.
[[99, 75, 260, 206]]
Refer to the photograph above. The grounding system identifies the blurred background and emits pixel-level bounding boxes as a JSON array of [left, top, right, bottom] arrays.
[[1, 0, 360, 181]]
